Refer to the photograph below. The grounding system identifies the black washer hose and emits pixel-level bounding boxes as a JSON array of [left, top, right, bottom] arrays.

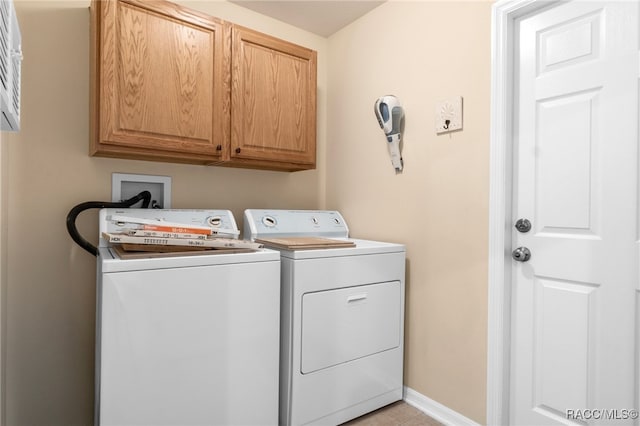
[[66, 191, 152, 257]]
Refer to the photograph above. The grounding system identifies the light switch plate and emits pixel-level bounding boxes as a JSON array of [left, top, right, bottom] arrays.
[[435, 96, 463, 134]]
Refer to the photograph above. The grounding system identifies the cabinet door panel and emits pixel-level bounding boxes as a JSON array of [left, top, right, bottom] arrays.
[[231, 27, 316, 168], [91, 0, 230, 163]]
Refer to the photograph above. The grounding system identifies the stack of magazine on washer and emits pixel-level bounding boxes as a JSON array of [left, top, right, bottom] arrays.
[[101, 214, 263, 252]]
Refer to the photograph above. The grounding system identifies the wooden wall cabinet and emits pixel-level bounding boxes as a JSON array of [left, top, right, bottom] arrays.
[[90, 0, 230, 165], [90, 0, 317, 172], [229, 26, 317, 171]]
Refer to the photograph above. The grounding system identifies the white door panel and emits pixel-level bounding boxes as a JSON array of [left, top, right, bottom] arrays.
[[535, 90, 599, 234], [511, 1, 639, 425]]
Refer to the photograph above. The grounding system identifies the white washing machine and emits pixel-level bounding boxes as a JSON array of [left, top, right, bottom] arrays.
[[244, 209, 406, 426], [96, 209, 281, 426]]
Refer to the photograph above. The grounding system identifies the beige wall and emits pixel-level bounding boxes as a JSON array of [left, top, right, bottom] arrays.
[[3, 0, 492, 424], [326, 1, 491, 423], [1, 131, 8, 426], [5, 1, 326, 424]]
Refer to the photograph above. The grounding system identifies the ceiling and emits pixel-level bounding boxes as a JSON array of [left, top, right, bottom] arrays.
[[228, 1, 385, 37]]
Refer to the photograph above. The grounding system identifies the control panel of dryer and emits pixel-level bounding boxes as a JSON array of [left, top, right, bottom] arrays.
[[244, 210, 349, 241]]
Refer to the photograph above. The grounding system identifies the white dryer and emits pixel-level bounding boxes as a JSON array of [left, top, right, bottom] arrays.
[[244, 209, 406, 426], [96, 209, 281, 426]]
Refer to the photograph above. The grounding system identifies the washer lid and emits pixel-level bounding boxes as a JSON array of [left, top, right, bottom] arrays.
[[98, 247, 280, 272]]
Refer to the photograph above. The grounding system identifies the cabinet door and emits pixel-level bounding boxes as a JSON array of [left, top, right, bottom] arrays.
[[90, 0, 230, 164], [231, 26, 317, 170]]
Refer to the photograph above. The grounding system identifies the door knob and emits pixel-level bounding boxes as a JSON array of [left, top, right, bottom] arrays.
[[512, 247, 531, 262], [515, 218, 531, 233]]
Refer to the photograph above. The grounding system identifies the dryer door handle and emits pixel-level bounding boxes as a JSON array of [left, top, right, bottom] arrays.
[[347, 293, 368, 303]]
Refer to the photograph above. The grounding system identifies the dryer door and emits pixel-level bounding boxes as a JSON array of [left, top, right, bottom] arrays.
[[300, 280, 401, 374]]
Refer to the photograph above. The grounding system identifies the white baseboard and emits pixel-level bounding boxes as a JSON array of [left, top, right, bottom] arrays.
[[403, 386, 480, 426]]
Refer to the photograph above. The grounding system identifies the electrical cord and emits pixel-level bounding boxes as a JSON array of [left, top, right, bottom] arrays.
[[66, 191, 152, 257]]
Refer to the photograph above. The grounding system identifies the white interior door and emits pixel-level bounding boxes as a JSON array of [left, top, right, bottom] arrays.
[[511, 1, 639, 425]]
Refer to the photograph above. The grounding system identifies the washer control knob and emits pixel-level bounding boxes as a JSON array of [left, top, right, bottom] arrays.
[[207, 216, 222, 227]]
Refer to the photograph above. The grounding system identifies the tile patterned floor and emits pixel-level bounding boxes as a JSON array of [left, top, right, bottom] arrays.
[[340, 401, 443, 426]]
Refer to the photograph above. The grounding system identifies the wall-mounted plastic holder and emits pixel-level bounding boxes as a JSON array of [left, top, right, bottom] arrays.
[[112, 173, 172, 209], [435, 96, 463, 134]]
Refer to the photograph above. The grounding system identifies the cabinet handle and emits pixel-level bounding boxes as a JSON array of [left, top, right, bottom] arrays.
[[216, 145, 222, 151], [235, 148, 241, 154]]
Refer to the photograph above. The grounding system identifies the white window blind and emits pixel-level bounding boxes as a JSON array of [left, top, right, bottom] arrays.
[[0, 0, 20, 132]]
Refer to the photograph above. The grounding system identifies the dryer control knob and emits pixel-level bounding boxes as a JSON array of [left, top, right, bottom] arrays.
[[262, 216, 277, 227]]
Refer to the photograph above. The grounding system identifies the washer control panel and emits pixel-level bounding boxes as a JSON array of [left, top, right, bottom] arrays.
[[244, 210, 349, 241], [98, 208, 239, 247]]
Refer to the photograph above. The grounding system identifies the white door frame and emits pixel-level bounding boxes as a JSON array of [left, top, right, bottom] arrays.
[[486, 1, 562, 424]]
